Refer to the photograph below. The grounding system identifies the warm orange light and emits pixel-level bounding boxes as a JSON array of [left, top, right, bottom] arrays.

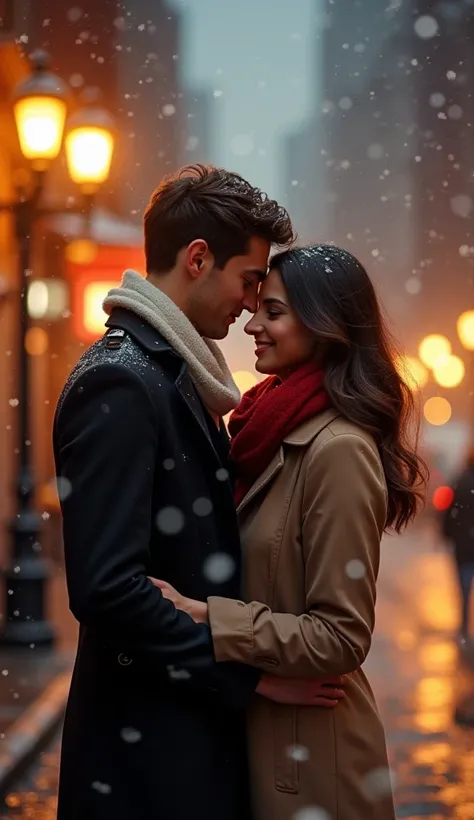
[[423, 396, 452, 426], [457, 310, 474, 350], [432, 486, 454, 511], [432, 354, 465, 388], [232, 370, 258, 394], [25, 326, 48, 356], [70, 247, 146, 342], [415, 677, 453, 712], [65, 239, 98, 265], [65, 126, 114, 191], [14, 96, 66, 167], [419, 335, 451, 369], [396, 355, 429, 390], [82, 282, 114, 337]]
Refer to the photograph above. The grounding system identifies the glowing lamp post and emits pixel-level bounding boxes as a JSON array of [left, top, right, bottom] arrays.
[[0, 51, 115, 646], [12, 52, 68, 169], [65, 105, 115, 195]]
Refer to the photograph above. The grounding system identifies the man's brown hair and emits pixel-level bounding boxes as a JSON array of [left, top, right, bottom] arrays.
[[144, 164, 295, 273]]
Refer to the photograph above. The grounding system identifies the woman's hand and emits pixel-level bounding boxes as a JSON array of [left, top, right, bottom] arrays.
[[148, 577, 209, 624], [257, 673, 347, 707]]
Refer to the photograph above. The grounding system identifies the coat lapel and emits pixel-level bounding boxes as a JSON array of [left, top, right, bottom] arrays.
[[106, 308, 224, 463], [237, 447, 285, 514], [235, 410, 341, 514], [175, 362, 220, 458]]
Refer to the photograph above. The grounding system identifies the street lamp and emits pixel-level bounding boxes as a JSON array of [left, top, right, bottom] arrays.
[[65, 99, 116, 194], [0, 51, 115, 646], [13, 53, 68, 169]]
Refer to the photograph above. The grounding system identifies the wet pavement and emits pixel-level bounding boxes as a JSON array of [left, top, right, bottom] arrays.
[[366, 521, 474, 819], [2, 521, 474, 819], [0, 564, 76, 738]]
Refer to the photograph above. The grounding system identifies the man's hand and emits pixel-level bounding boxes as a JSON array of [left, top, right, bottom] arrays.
[[256, 673, 346, 708]]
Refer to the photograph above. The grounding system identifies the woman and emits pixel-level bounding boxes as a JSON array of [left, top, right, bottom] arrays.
[[151, 244, 427, 820]]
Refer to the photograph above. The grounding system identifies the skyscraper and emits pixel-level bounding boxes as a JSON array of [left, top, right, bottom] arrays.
[[181, 87, 215, 166], [284, 0, 441, 334], [409, 0, 474, 332], [115, 0, 184, 217]]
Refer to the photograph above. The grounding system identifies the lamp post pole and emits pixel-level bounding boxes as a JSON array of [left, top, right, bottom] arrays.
[[0, 51, 115, 646], [2, 176, 55, 645]]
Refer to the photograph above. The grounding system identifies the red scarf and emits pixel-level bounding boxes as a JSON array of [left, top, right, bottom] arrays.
[[228, 363, 330, 506]]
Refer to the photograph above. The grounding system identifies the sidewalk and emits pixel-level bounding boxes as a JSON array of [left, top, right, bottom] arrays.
[[368, 520, 474, 818], [0, 566, 76, 795], [1, 521, 473, 817]]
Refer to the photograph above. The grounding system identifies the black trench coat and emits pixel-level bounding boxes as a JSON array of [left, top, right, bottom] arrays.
[[53, 307, 260, 820]]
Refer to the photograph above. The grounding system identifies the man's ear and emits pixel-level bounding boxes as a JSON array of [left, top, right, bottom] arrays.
[[185, 239, 214, 279]]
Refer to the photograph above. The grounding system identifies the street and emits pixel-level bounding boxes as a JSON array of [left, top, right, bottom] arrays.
[[2, 521, 474, 819]]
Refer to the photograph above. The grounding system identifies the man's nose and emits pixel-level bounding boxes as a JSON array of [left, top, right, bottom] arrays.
[[242, 291, 259, 314]]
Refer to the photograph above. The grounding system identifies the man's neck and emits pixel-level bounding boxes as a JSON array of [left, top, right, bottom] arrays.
[[146, 272, 189, 315]]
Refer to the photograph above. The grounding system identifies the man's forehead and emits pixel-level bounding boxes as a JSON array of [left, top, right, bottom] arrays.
[[244, 267, 267, 283]]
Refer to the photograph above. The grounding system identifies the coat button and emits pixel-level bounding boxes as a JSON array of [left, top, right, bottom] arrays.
[[256, 657, 279, 667], [118, 653, 133, 666], [236, 601, 246, 607]]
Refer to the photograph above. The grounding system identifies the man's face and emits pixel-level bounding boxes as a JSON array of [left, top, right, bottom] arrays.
[[189, 236, 270, 339]]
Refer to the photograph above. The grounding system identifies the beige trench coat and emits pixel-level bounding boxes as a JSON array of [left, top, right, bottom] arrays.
[[208, 410, 396, 820]]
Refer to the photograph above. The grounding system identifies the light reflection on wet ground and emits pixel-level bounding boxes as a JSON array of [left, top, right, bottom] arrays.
[[2, 524, 474, 819], [1, 746, 59, 819], [365, 524, 474, 819]]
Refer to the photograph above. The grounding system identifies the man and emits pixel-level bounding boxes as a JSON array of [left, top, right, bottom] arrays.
[[54, 165, 343, 820]]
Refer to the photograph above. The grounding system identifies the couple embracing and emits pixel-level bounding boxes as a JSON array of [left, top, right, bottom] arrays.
[[54, 164, 426, 820]]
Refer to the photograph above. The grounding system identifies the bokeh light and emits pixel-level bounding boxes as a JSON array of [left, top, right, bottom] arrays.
[[25, 327, 48, 356], [65, 239, 98, 265], [432, 485, 454, 511], [396, 355, 428, 390], [419, 334, 451, 369], [423, 396, 452, 426], [432, 354, 465, 388], [457, 310, 474, 350]]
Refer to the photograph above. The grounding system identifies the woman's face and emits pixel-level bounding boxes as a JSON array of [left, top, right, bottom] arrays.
[[245, 267, 318, 379]]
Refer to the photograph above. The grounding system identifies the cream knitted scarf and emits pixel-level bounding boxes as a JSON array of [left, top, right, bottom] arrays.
[[102, 269, 240, 417]]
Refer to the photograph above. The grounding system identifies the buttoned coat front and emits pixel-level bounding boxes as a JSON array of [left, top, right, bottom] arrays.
[[208, 410, 396, 820]]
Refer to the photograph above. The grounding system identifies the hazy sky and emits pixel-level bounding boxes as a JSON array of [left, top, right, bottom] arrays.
[[168, 0, 317, 200]]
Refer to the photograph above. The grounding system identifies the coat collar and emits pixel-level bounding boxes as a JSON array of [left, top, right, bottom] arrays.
[[105, 308, 223, 458], [237, 409, 341, 514], [283, 409, 341, 446], [105, 307, 174, 356]]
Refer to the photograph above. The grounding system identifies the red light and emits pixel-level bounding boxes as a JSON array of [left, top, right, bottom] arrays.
[[432, 485, 454, 511]]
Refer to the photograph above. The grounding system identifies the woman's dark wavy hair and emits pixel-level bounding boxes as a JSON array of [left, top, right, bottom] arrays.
[[270, 244, 428, 532]]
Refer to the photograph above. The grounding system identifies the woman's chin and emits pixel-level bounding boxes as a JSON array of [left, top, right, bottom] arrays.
[[255, 356, 277, 376]]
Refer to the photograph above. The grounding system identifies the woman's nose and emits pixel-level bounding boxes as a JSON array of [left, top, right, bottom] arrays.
[[244, 317, 264, 336]]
